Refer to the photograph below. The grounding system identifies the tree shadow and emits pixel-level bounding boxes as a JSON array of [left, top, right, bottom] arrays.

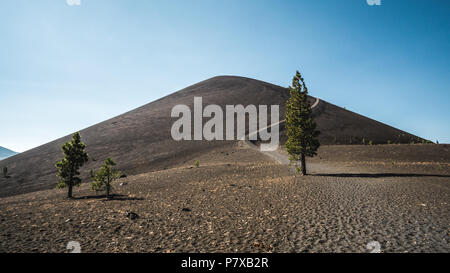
[[73, 194, 144, 201], [312, 173, 450, 178]]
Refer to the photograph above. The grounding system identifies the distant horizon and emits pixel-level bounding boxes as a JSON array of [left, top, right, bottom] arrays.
[[0, 145, 19, 160], [0, 146, 17, 152], [1, 0, 449, 152]]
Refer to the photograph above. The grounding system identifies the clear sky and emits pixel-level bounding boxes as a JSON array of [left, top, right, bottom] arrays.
[[0, 0, 449, 152]]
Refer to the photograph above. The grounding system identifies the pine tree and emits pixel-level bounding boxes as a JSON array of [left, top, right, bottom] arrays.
[[90, 158, 121, 199], [55, 132, 89, 198], [285, 70, 320, 175]]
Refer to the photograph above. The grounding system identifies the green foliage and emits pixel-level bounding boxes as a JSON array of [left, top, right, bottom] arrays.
[[362, 138, 366, 145], [369, 140, 373, 145], [285, 70, 320, 175], [90, 158, 121, 198], [194, 160, 200, 168], [2, 166, 7, 178], [387, 140, 391, 144], [55, 132, 89, 198]]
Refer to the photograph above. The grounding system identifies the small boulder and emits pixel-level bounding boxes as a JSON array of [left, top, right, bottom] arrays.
[[126, 211, 139, 220]]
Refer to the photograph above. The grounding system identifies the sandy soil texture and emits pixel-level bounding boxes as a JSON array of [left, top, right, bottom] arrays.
[[0, 144, 448, 253]]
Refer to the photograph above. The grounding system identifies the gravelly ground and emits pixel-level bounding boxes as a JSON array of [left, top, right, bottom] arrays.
[[0, 144, 448, 253]]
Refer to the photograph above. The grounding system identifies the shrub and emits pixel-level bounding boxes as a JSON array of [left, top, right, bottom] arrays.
[[194, 160, 199, 168], [90, 158, 121, 199]]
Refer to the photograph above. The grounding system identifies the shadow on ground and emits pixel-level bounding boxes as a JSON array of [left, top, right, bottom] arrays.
[[312, 173, 450, 178], [73, 194, 144, 201]]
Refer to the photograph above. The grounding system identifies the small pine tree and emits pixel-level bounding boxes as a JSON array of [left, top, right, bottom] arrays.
[[2, 166, 7, 178], [55, 132, 89, 198], [90, 158, 121, 199], [194, 160, 200, 168], [285, 70, 320, 175]]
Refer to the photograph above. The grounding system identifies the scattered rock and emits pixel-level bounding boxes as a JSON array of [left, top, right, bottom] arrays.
[[126, 211, 139, 220], [65, 219, 72, 223], [181, 208, 191, 212], [120, 174, 127, 178], [119, 182, 128, 186]]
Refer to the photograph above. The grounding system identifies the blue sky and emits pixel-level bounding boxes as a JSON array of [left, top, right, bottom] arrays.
[[0, 0, 449, 152]]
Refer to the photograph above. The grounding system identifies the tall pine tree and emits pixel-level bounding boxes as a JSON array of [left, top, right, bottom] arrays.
[[55, 132, 89, 198], [286, 70, 320, 175]]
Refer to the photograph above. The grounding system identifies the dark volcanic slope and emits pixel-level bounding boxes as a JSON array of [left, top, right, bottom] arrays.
[[279, 98, 425, 145], [0, 76, 424, 197], [0, 76, 288, 197]]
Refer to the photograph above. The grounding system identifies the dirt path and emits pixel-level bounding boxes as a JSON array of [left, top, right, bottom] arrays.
[[242, 96, 344, 174]]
